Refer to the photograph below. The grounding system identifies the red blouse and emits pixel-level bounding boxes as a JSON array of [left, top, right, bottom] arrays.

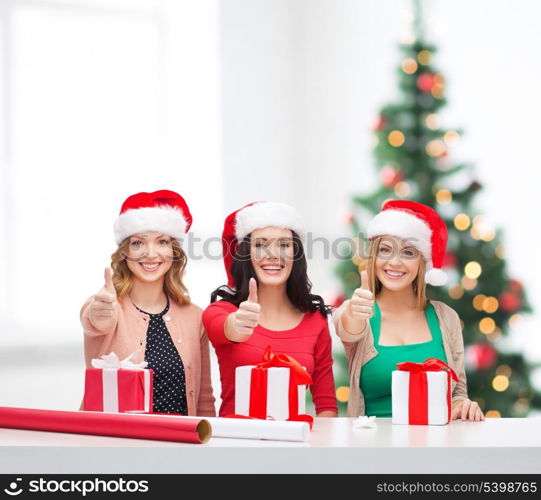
[[202, 300, 338, 417]]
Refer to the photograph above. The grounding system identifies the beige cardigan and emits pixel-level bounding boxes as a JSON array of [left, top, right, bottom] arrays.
[[80, 296, 216, 417], [333, 300, 468, 417]]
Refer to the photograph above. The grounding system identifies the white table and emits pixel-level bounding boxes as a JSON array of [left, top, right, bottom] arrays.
[[1, 417, 540, 474]]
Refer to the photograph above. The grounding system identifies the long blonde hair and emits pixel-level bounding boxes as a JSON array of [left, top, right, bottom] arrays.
[[367, 236, 428, 309], [110, 237, 191, 305]]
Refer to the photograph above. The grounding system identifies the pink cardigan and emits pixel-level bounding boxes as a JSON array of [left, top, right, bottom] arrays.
[[80, 296, 216, 417]]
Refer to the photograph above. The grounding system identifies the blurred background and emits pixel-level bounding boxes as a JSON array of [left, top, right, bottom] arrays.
[[1, 0, 540, 416]]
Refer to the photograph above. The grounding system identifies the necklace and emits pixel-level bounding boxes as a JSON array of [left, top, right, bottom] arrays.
[[129, 295, 169, 315]]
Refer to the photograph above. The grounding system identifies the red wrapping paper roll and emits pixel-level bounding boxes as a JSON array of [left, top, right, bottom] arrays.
[[0, 406, 211, 444]]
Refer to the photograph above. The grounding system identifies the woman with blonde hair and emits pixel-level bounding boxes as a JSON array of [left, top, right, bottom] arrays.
[[334, 200, 483, 422], [80, 190, 215, 416]]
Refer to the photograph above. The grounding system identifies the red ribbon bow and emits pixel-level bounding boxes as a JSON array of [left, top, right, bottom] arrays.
[[254, 346, 313, 385], [396, 358, 458, 425], [229, 346, 314, 429]]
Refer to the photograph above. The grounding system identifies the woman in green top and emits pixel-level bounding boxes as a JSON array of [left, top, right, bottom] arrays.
[[339, 200, 484, 421]]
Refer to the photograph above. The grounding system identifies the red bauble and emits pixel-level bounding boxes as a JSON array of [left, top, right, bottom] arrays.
[[499, 291, 522, 313], [380, 166, 404, 187], [344, 211, 354, 224], [373, 115, 386, 131], [466, 343, 497, 371], [330, 295, 345, 309], [417, 72, 435, 93], [508, 279, 523, 293]]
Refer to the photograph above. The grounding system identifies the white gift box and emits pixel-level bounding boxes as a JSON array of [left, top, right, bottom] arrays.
[[235, 365, 306, 421], [392, 369, 450, 425]]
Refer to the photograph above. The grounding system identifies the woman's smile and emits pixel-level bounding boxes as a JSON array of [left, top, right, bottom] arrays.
[[260, 263, 285, 276], [139, 261, 163, 273], [383, 269, 407, 280]]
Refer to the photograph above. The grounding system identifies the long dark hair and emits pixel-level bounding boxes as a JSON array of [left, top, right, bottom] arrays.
[[210, 231, 331, 318]]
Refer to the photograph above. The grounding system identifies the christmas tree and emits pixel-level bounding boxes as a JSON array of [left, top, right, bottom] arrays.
[[333, 2, 538, 417]]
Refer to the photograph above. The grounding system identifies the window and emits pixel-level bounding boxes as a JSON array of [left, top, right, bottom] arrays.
[[0, 0, 222, 347]]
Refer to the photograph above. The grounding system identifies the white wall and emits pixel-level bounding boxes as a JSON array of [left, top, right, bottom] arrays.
[[429, 0, 541, 361]]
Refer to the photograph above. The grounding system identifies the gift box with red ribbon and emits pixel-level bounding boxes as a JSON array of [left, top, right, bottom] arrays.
[[392, 358, 458, 425], [233, 346, 314, 427], [83, 352, 153, 413]]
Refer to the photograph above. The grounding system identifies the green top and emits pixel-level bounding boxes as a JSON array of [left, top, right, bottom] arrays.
[[360, 302, 448, 417]]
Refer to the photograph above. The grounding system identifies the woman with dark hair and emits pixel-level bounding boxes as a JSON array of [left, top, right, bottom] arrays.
[[203, 202, 338, 418]]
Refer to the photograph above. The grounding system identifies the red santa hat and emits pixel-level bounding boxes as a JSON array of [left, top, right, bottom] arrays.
[[113, 190, 192, 245], [366, 200, 448, 286], [222, 201, 306, 287]]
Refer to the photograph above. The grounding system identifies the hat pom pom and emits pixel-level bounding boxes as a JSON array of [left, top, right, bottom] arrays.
[[425, 268, 448, 286]]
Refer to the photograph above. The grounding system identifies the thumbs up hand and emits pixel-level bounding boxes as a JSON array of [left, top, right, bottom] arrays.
[[89, 267, 118, 327], [341, 271, 375, 335], [346, 271, 374, 320], [225, 278, 261, 342], [246, 276, 259, 305]]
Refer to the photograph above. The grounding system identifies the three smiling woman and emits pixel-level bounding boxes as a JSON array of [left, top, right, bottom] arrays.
[[80, 190, 483, 422]]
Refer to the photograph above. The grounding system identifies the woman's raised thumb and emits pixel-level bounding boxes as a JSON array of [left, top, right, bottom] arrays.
[[104, 267, 116, 294], [360, 270, 370, 291], [248, 277, 259, 303]]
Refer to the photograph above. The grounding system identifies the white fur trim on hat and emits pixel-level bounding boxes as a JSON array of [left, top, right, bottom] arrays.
[[425, 267, 448, 286], [366, 209, 432, 261], [235, 202, 306, 241], [113, 206, 188, 245]]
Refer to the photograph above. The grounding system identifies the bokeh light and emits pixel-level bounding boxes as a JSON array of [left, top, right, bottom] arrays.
[[394, 181, 411, 197], [402, 58, 418, 74], [461, 276, 478, 290], [448, 284, 464, 300], [492, 375, 510, 392], [483, 296, 499, 313], [425, 113, 439, 129], [417, 49, 432, 65], [479, 317, 496, 334], [454, 213, 471, 231], [388, 130, 405, 147], [472, 294, 486, 311], [435, 188, 452, 204], [443, 130, 460, 146], [336, 386, 350, 403], [426, 139, 446, 157], [464, 261, 482, 279]]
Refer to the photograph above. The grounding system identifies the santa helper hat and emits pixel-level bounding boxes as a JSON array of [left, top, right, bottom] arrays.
[[366, 200, 449, 286], [222, 201, 306, 288], [113, 190, 193, 245]]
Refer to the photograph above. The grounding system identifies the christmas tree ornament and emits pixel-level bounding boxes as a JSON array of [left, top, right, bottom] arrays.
[[344, 211, 355, 224], [380, 165, 404, 187], [465, 343, 497, 371], [330, 294, 346, 309], [499, 291, 522, 313], [508, 279, 523, 292], [417, 72, 435, 92], [374, 115, 387, 131]]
